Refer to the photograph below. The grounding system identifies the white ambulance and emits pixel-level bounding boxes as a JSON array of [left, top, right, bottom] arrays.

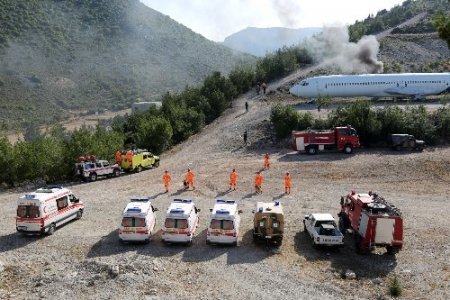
[[206, 199, 240, 246], [119, 197, 158, 243], [161, 199, 200, 245], [16, 186, 84, 235]]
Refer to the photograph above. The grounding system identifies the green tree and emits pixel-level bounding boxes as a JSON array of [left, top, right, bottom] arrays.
[[136, 116, 173, 154], [270, 104, 299, 139], [432, 7, 450, 48]]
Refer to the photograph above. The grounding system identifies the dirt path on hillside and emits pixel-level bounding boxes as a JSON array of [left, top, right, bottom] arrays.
[[1, 65, 449, 299]]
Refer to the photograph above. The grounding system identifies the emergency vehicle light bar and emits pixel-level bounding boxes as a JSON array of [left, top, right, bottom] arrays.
[[173, 199, 192, 203], [216, 199, 236, 204], [130, 197, 150, 202], [25, 194, 36, 199], [169, 209, 185, 214], [127, 207, 142, 213], [216, 209, 230, 215]]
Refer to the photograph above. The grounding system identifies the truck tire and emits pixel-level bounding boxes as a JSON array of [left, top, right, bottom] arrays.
[[154, 160, 160, 167], [75, 209, 83, 220], [306, 146, 317, 155], [136, 165, 142, 173], [344, 144, 353, 154], [89, 173, 97, 182], [113, 168, 121, 177]]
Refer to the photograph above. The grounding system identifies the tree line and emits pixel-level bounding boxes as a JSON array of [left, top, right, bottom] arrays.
[[271, 101, 450, 146], [0, 46, 311, 187]]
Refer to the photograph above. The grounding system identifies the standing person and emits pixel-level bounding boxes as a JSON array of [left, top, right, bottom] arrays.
[[256, 84, 260, 95], [115, 150, 122, 165], [243, 131, 248, 145], [163, 170, 172, 193], [284, 172, 291, 194], [126, 149, 133, 163], [185, 168, 195, 190], [261, 81, 267, 94], [254, 171, 263, 194], [264, 153, 270, 170], [245, 101, 249, 112], [229, 168, 238, 191]]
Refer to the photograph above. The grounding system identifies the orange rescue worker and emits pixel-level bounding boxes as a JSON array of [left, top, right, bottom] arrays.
[[254, 171, 263, 194], [284, 172, 291, 194], [115, 150, 122, 164], [185, 168, 195, 190], [264, 153, 270, 170], [126, 149, 133, 163], [229, 168, 238, 191], [163, 170, 172, 193]]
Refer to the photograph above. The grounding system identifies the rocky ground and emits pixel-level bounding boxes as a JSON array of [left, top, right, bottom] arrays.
[[1, 76, 449, 299]]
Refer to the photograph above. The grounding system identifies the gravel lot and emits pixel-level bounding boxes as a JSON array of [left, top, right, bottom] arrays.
[[1, 82, 449, 300]]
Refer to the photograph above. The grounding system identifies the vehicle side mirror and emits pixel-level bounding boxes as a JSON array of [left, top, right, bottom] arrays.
[[304, 215, 309, 220], [209, 208, 213, 212], [153, 208, 158, 212], [238, 210, 243, 214], [196, 208, 201, 213], [251, 210, 255, 214]]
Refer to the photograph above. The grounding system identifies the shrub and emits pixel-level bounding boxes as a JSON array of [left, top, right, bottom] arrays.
[[389, 276, 402, 297], [270, 104, 299, 139]]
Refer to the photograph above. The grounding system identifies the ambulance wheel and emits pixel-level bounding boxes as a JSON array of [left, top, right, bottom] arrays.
[[76, 210, 83, 220], [154, 160, 160, 167], [206, 240, 211, 245], [144, 239, 150, 244], [47, 224, 56, 235], [136, 165, 142, 173], [113, 169, 121, 177], [89, 173, 97, 182]]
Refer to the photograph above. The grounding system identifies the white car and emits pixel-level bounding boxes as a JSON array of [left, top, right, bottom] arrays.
[[161, 199, 200, 245], [119, 197, 158, 243], [206, 199, 240, 246]]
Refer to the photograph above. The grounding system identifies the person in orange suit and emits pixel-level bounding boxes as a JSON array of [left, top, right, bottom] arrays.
[[254, 171, 263, 194], [126, 150, 133, 163], [264, 153, 270, 170], [115, 150, 122, 165], [185, 168, 195, 190], [284, 172, 291, 194], [163, 170, 172, 193], [229, 168, 238, 191]]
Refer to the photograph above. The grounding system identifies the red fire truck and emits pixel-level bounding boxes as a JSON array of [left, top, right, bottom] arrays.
[[338, 191, 403, 254], [291, 126, 360, 154]]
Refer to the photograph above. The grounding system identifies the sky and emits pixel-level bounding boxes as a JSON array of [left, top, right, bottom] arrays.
[[140, 0, 406, 42]]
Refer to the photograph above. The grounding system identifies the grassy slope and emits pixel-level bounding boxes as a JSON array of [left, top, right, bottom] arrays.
[[0, 0, 253, 126]]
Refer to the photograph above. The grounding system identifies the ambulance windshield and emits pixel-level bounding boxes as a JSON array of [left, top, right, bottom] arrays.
[[17, 205, 40, 218]]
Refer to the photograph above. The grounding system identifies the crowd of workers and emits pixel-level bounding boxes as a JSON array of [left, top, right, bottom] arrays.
[[160, 153, 292, 195]]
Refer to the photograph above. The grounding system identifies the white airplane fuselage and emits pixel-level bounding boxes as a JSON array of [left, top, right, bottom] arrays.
[[289, 73, 450, 99]]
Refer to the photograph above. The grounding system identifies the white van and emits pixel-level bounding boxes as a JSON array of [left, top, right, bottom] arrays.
[[206, 199, 240, 246], [16, 186, 84, 235], [161, 199, 200, 245], [119, 197, 158, 243]]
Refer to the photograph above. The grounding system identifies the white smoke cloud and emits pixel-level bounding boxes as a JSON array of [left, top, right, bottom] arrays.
[[305, 26, 384, 74]]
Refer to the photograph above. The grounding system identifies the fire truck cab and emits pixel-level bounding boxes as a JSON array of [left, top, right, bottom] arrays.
[[338, 191, 403, 254], [16, 186, 84, 235]]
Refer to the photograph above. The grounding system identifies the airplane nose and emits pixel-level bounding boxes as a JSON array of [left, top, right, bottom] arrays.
[[289, 85, 298, 96]]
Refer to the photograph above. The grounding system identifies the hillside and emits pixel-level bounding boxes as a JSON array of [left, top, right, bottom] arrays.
[[222, 27, 322, 57], [0, 0, 253, 127]]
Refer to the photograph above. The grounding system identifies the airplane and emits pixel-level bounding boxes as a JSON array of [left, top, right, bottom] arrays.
[[289, 73, 450, 100]]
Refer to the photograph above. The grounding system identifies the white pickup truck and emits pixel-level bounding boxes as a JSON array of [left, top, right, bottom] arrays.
[[303, 213, 344, 248]]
